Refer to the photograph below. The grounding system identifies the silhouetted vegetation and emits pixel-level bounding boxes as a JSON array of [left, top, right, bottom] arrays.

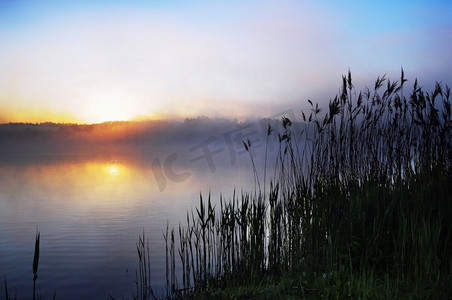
[[4, 229, 55, 300], [135, 70, 452, 299]]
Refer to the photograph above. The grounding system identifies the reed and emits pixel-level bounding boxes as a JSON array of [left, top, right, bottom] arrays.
[[33, 229, 40, 300], [4, 279, 17, 300], [132, 70, 451, 299], [135, 231, 157, 300], [3, 229, 56, 300]]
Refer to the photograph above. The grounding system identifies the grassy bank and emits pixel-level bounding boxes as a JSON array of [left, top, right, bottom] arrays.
[[135, 70, 451, 299]]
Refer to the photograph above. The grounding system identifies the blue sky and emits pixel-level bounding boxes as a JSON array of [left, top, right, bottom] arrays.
[[0, 0, 451, 123]]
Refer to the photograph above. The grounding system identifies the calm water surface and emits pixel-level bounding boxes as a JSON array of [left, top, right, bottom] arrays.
[[0, 146, 257, 299]]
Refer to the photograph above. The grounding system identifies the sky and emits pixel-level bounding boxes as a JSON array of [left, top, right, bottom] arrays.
[[0, 0, 451, 124]]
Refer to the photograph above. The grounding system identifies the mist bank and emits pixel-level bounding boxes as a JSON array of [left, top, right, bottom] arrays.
[[0, 116, 300, 161]]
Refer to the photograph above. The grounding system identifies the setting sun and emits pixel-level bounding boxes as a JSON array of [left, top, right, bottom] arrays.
[[81, 95, 139, 123]]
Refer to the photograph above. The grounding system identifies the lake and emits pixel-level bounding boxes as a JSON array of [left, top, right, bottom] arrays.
[[0, 141, 266, 299]]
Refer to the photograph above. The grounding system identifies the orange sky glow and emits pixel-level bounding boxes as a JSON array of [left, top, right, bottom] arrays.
[[1, 0, 451, 124]]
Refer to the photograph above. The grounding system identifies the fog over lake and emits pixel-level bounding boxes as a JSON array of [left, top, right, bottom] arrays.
[[0, 117, 289, 299]]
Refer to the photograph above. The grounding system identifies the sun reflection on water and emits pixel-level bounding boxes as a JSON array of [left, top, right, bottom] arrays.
[[106, 163, 121, 177]]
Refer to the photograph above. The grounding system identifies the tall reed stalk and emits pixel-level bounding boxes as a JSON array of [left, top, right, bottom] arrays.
[[32, 229, 40, 300]]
